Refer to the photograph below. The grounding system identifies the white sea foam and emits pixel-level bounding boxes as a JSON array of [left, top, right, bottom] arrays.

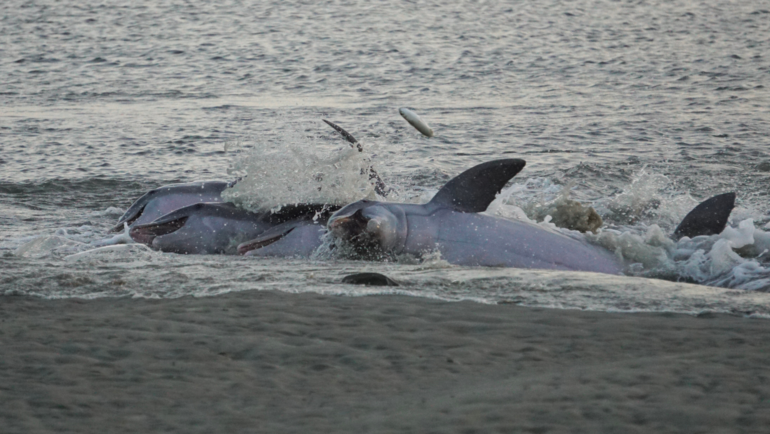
[[87, 207, 125, 218], [480, 166, 770, 292], [64, 244, 155, 262], [90, 223, 135, 247], [14, 235, 86, 258]]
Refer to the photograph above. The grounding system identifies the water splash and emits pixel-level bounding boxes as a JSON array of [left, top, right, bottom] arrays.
[[222, 121, 378, 212], [603, 166, 697, 226]]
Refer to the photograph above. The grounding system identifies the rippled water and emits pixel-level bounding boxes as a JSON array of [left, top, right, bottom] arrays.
[[3, 0, 770, 314]]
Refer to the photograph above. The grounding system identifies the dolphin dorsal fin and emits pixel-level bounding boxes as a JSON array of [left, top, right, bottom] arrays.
[[428, 159, 526, 213], [673, 192, 736, 240]]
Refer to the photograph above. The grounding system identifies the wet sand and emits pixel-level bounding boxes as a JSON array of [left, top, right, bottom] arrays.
[[1, 290, 769, 433]]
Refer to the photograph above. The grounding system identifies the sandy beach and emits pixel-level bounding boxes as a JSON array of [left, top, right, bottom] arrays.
[[1, 290, 769, 433]]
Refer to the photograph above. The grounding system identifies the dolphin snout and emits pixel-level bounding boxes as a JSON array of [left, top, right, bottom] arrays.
[[328, 210, 369, 240]]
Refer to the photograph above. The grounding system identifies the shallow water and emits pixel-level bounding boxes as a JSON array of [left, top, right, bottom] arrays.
[[2, 0, 770, 314]]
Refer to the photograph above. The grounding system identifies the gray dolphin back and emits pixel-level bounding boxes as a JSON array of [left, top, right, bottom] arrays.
[[425, 210, 623, 274]]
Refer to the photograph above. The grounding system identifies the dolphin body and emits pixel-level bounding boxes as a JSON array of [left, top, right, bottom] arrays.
[[130, 202, 337, 255], [327, 159, 737, 276], [328, 159, 624, 275]]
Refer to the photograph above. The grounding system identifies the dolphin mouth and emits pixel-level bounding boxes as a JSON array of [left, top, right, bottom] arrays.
[[328, 211, 389, 259], [328, 210, 370, 242], [129, 217, 188, 246], [111, 205, 146, 232]]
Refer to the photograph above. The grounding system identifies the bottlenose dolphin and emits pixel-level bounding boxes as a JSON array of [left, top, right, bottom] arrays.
[[238, 159, 622, 274], [326, 159, 626, 274], [112, 180, 231, 232], [130, 202, 337, 254], [327, 159, 623, 274], [112, 119, 386, 256]]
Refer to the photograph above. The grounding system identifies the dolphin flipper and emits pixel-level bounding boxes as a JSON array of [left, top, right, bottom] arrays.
[[673, 192, 736, 240], [428, 159, 527, 213], [237, 219, 309, 255], [239, 220, 325, 257]]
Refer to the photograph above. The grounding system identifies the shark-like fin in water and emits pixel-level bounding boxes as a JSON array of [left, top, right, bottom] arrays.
[[673, 192, 736, 240], [428, 159, 527, 213]]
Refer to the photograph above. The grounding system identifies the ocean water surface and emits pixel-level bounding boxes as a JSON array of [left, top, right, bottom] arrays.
[[2, 0, 770, 315]]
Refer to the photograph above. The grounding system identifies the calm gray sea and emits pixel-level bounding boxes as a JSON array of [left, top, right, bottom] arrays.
[[2, 0, 770, 314]]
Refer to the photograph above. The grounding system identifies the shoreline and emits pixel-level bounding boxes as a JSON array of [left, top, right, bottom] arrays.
[[2, 290, 769, 433]]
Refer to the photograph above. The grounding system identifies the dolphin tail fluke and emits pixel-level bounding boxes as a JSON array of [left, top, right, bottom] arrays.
[[323, 119, 362, 151], [673, 192, 736, 240], [322, 119, 389, 196], [428, 159, 527, 213]]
